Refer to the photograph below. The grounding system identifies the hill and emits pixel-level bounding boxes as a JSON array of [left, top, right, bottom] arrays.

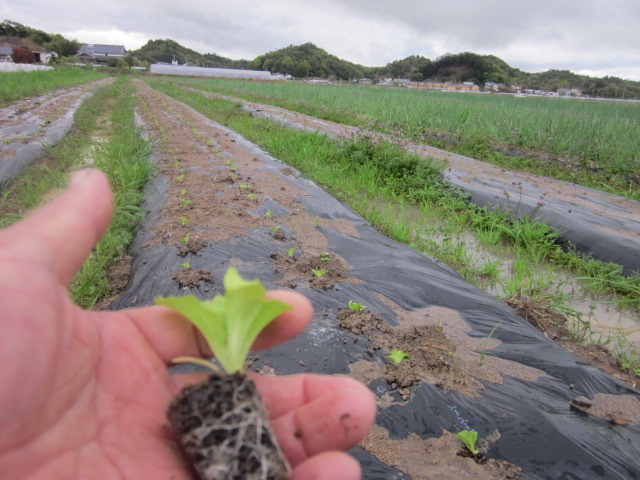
[[130, 39, 251, 69], [251, 42, 367, 80]]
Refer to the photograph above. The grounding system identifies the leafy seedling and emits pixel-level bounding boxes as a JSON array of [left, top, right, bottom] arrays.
[[247, 193, 256, 200], [180, 234, 190, 244], [265, 209, 273, 218], [348, 300, 366, 311], [181, 258, 191, 269], [319, 252, 330, 261], [181, 188, 188, 195], [181, 216, 190, 226], [176, 173, 185, 183], [181, 198, 192, 207], [456, 429, 479, 455], [239, 182, 250, 189], [387, 348, 410, 364], [155, 267, 292, 480], [311, 268, 326, 277], [285, 247, 296, 257], [270, 225, 281, 232]]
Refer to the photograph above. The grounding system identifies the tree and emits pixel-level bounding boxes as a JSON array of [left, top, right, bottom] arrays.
[[12, 47, 35, 64], [44, 34, 80, 57]]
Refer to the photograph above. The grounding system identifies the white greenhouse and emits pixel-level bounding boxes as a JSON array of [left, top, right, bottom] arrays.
[[150, 64, 271, 80]]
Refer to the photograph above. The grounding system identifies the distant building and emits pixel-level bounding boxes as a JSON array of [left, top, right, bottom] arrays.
[[484, 82, 505, 92], [75, 44, 127, 65], [0, 36, 55, 63], [150, 63, 272, 80], [0, 46, 12, 62]]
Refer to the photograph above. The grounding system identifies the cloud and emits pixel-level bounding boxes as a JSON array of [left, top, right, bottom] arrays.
[[1, 0, 639, 79]]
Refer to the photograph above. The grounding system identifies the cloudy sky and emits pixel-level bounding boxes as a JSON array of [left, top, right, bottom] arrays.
[[2, 0, 639, 80]]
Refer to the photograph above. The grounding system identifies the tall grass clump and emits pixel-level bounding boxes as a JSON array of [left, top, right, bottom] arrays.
[[0, 66, 106, 105]]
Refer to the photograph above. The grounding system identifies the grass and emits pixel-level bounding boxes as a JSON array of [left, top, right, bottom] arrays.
[[166, 76, 640, 200], [0, 66, 106, 106], [144, 77, 639, 372], [0, 77, 154, 307]]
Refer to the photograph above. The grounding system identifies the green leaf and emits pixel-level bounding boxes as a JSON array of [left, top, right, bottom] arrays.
[[386, 348, 410, 364], [456, 429, 479, 454], [155, 267, 292, 374]]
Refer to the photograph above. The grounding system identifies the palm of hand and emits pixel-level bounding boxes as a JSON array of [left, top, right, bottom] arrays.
[[0, 170, 375, 480]]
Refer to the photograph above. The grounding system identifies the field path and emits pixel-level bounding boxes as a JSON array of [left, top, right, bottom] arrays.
[[0, 77, 114, 190], [197, 89, 640, 273]]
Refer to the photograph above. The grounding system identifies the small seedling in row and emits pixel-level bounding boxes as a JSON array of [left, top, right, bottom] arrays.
[[155, 268, 292, 479], [479, 322, 503, 365], [176, 174, 185, 183], [180, 234, 190, 244], [181, 188, 188, 195], [456, 430, 479, 455], [265, 209, 273, 218], [173, 161, 180, 167], [181, 216, 190, 226], [311, 269, 326, 277], [181, 198, 192, 207], [319, 253, 330, 261], [247, 193, 256, 200], [181, 258, 191, 269], [348, 300, 366, 311], [285, 248, 295, 257], [239, 183, 250, 189], [387, 348, 410, 364], [270, 225, 281, 232]]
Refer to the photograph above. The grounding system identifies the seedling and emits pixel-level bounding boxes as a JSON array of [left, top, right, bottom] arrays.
[[180, 234, 190, 244], [285, 247, 295, 257], [387, 348, 410, 364], [181, 198, 192, 207], [319, 252, 330, 261], [270, 225, 281, 232], [311, 268, 326, 277], [479, 322, 503, 365], [239, 183, 250, 189], [456, 430, 479, 455], [265, 209, 273, 218], [247, 193, 256, 200], [176, 173, 185, 183], [348, 300, 366, 311], [181, 188, 188, 195], [155, 268, 292, 479], [181, 216, 190, 226], [181, 258, 191, 269]]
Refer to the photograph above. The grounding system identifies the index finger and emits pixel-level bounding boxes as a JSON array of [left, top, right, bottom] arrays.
[[0, 169, 114, 286]]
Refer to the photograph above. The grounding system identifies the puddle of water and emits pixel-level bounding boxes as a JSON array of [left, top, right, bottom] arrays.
[[367, 198, 640, 353]]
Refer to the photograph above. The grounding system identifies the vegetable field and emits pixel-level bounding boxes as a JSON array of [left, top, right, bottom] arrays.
[[1, 70, 640, 479]]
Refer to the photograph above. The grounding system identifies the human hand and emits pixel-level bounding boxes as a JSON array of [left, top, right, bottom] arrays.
[[0, 169, 376, 479]]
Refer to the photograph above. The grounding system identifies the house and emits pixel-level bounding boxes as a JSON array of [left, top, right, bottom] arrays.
[[0, 36, 54, 63], [0, 45, 12, 62], [75, 44, 127, 64]]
